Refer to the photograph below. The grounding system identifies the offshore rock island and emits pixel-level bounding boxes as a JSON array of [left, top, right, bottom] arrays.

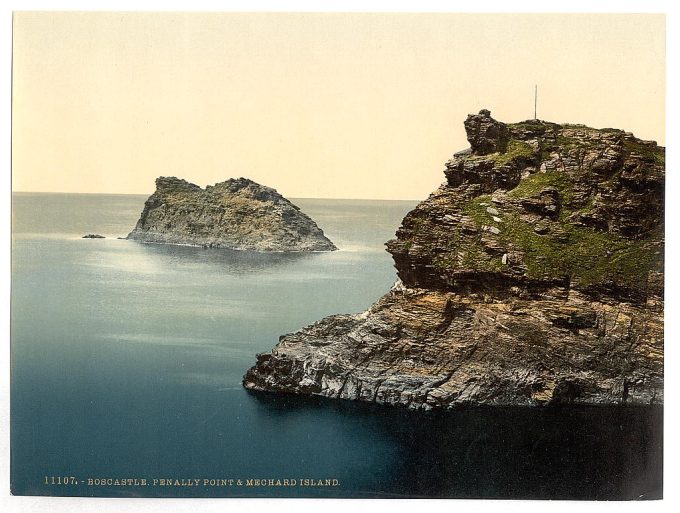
[[127, 177, 337, 252], [243, 110, 664, 409]]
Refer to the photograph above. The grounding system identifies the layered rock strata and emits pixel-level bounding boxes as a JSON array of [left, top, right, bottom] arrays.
[[243, 110, 664, 409], [127, 177, 336, 252]]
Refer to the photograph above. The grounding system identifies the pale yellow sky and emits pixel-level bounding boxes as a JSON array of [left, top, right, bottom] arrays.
[[12, 12, 665, 200]]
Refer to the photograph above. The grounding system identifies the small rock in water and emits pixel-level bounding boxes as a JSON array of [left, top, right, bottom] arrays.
[[82, 234, 105, 239]]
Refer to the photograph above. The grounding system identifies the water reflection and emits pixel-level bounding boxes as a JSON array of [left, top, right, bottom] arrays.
[[131, 240, 317, 275]]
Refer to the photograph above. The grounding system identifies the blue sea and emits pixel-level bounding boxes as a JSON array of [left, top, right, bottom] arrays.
[[10, 193, 662, 499]]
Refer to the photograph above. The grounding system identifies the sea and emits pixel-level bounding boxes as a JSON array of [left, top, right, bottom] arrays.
[[10, 193, 662, 499]]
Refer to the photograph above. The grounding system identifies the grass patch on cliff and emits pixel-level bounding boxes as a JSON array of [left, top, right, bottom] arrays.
[[461, 192, 661, 287], [554, 134, 582, 150], [623, 139, 665, 165], [429, 197, 505, 272], [500, 214, 659, 286], [507, 170, 573, 203], [553, 131, 605, 153], [460, 242, 504, 271], [463, 194, 494, 220], [401, 216, 427, 246], [490, 139, 535, 166], [433, 232, 504, 273]]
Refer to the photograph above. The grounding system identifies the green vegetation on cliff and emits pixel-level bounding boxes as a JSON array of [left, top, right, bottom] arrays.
[[463, 194, 661, 287], [490, 139, 535, 166]]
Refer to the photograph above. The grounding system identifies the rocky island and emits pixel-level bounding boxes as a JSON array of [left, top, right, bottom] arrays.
[[244, 110, 664, 409], [127, 177, 337, 252]]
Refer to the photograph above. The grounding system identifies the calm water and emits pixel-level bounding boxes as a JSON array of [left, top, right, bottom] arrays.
[[11, 193, 662, 499]]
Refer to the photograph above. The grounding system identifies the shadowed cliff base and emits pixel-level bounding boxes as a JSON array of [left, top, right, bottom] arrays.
[[245, 391, 662, 499], [244, 110, 663, 410]]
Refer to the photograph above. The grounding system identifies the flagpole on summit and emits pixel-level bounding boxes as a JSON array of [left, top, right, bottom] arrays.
[[534, 85, 538, 120]]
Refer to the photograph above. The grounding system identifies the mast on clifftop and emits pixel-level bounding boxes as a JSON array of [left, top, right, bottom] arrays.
[[534, 84, 538, 120]]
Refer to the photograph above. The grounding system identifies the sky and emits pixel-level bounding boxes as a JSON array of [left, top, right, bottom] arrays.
[[12, 12, 665, 200]]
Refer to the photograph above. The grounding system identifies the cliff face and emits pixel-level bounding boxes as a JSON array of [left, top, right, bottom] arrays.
[[127, 177, 337, 252], [243, 110, 664, 409]]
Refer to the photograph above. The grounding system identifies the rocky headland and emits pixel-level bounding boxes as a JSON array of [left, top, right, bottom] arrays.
[[243, 109, 664, 409], [127, 177, 337, 252]]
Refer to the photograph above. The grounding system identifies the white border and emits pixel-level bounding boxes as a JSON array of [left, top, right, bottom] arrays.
[[1, 2, 677, 513]]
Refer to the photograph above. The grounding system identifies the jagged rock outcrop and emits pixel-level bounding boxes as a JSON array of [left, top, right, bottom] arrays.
[[243, 110, 664, 409], [126, 177, 336, 252], [464, 108, 510, 155]]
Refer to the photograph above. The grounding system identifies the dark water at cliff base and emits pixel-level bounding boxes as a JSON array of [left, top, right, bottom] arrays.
[[245, 394, 662, 500], [10, 193, 662, 499]]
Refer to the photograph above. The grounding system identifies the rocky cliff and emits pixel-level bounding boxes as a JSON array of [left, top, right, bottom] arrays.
[[243, 110, 664, 409], [127, 177, 337, 252]]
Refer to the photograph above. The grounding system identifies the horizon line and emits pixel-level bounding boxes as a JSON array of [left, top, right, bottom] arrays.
[[11, 190, 425, 202]]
